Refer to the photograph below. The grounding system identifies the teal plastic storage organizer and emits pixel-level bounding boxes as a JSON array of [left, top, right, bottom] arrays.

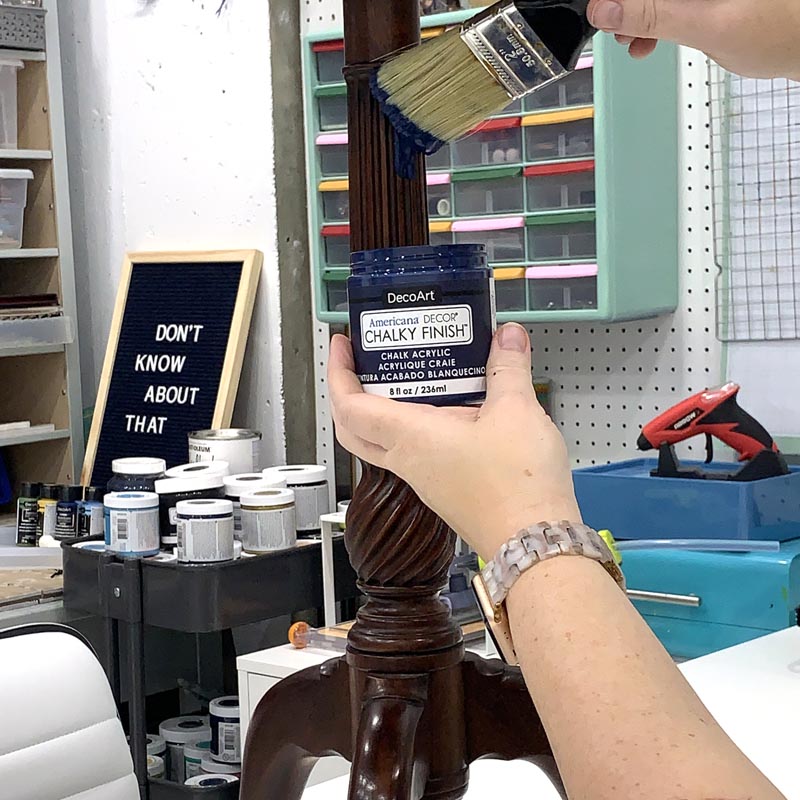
[[573, 459, 800, 541], [303, 9, 680, 323]]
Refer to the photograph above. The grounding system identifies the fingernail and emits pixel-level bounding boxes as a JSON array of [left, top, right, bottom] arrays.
[[591, 0, 624, 31], [498, 324, 529, 354]]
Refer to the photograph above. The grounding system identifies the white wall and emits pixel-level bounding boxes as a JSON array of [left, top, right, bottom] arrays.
[[57, 0, 286, 465]]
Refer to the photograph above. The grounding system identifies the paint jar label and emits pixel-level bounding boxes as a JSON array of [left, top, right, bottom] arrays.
[[106, 508, 159, 555], [211, 721, 241, 763], [241, 505, 297, 552], [291, 484, 329, 532], [177, 517, 234, 562], [348, 273, 495, 405], [55, 505, 78, 539], [16, 499, 38, 546]]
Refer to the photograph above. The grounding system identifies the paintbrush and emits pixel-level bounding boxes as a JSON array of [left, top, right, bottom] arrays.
[[372, 0, 595, 176]]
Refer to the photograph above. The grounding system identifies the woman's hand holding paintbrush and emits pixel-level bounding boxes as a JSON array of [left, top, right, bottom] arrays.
[[374, 0, 799, 177], [588, 0, 800, 80]]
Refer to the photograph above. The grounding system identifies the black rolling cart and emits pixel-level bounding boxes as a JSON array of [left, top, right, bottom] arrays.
[[63, 540, 359, 799]]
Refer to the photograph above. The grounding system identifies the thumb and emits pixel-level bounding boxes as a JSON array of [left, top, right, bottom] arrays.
[[587, 0, 713, 48], [484, 323, 534, 405]]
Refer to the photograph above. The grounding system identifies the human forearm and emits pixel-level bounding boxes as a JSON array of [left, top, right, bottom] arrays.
[[505, 554, 785, 800]]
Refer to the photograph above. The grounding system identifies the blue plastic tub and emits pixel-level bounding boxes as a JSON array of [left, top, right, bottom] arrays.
[[573, 458, 800, 541]]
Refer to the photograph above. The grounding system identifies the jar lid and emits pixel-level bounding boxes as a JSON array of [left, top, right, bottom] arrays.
[[190, 428, 261, 442], [111, 457, 167, 476], [104, 491, 160, 510], [209, 696, 240, 718], [58, 485, 83, 502], [158, 716, 211, 743], [154, 475, 225, 495], [165, 461, 231, 479], [40, 484, 59, 500], [184, 740, 211, 759], [19, 482, 41, 497], [351, 243, 488, 273], [241, 488, 295, 509], [175, 498, 233, 517], [263, 465, 327, 486], [224, 473, 285, 496], [200, 755, 240, 775], [191, 772, 238, 785], [84, 486, 104, 503]]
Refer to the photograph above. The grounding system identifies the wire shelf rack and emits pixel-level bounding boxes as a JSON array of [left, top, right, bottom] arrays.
[[710, 66, 800, 341]]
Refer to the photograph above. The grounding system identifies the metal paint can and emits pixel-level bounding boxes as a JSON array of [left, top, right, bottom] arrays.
[[188, 429, 262, 475]]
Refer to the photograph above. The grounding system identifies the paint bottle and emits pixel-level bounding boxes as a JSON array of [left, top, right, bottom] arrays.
[[184, 740, 212, 780], [209, 696, 241, 764], [175, 499, 235, 563], [16, 481, 41, 546], [147, 755, 165, 779], [78, 487, 105, 537], [154, 475, 226, 549], [104, 492, 160, 557], [107, 457, 167, 493], [55, 485, 83, 540], [223, 473, 287, 539], [262, 465, 330, 535], [159, 716, 211, 784], [37, 484, 58, 539], [240, 489, 297, 553], [347, 244, 495, 406]]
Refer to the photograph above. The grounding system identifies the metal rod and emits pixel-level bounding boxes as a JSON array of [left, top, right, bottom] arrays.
[[627, 589, 701, 607]]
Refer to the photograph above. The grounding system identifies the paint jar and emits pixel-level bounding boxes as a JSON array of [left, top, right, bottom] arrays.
[[209, 696, 241, 764], [224, 473, 287, 539], [200, 755, 240, 777], [155, 475, 225, 548], [338, 500, 350, 515], [104, 492, 160, 558], [347, 244, 495, 406], [127, 733, 167, 758], [165, 460, 231, 480], [37, 484, 58, 539], [54, 485, 83, 540], [240, 489, 297, 553], [159, 716, 211, 784], [107, 457, 166, 493], [78, 487, 105, 537], [184, 740, 212, 779], [187, 774, 238, 787], [176, 499, 235, 563], [147, 755, 165, 780], [15, 481, 41, 546], [188, 429, 262, 474], [263, 465, 330, 535]]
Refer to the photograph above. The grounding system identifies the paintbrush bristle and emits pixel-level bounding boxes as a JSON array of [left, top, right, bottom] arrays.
[[375, 27, 513, 145]]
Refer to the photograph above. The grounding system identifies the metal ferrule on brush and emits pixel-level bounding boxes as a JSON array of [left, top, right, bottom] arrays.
[[460, 1, 567, 99]]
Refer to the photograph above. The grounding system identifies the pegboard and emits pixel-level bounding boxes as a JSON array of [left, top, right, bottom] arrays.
[[308, 27, 721, 474]]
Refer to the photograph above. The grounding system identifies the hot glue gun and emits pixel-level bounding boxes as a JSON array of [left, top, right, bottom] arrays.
[[637, 383, 789, 481]]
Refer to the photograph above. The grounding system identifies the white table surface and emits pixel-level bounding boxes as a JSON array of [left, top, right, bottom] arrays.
[[299, 627, 800, 799]]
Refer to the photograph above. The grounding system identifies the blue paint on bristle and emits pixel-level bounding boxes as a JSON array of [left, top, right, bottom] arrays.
[[370, 71, 447, 180]]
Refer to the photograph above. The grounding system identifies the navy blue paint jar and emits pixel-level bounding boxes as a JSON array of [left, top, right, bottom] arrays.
[[347, 244, 495, 406]]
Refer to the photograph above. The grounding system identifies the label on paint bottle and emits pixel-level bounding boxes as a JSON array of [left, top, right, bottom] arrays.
[[16, 499, 38, 546]]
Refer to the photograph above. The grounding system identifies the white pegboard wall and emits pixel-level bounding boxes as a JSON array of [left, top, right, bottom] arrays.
[[530, 51, 721, 467], [311, 44, 723, 476], [302, 0, 341, 36]]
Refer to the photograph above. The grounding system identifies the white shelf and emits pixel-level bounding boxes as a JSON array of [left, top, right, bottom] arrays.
[[0, 149, 51, 160], [0, 316, 73, 354], [0, 248, 58, 259], [0, 48, 45, 62], [0, 428, 70, 448]]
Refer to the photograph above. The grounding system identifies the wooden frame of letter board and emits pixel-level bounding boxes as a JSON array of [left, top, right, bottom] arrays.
[[80, 250, 263, 486]]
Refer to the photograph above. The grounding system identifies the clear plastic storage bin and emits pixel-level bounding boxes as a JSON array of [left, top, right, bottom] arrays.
[[525, 118, 594, 162], [319, 144, 349, 177], [454, 228, 525, 262], [0, 168, 32, 248], [527, 220, 596, 261], [453, 175, 524, 216], [494, 269, 527, 312], [0, 59, 23, 149], [315, 48, 344, 84], [526, 169, 595, 211], [326, 280, 348, 313], [525, 69, 593, 111], [318, 95, 348, 131], [321, 190, 349, 221], [426, 144, 451, 172], [528, 277, 597, 311], [427, 183, 452, 218], [323, 232, 350, 266], [452, 127, 522, 168], [429, 231, 453, 247]]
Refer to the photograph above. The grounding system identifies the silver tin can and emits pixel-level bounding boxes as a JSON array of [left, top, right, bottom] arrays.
[[188, 429, 261, 475]]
